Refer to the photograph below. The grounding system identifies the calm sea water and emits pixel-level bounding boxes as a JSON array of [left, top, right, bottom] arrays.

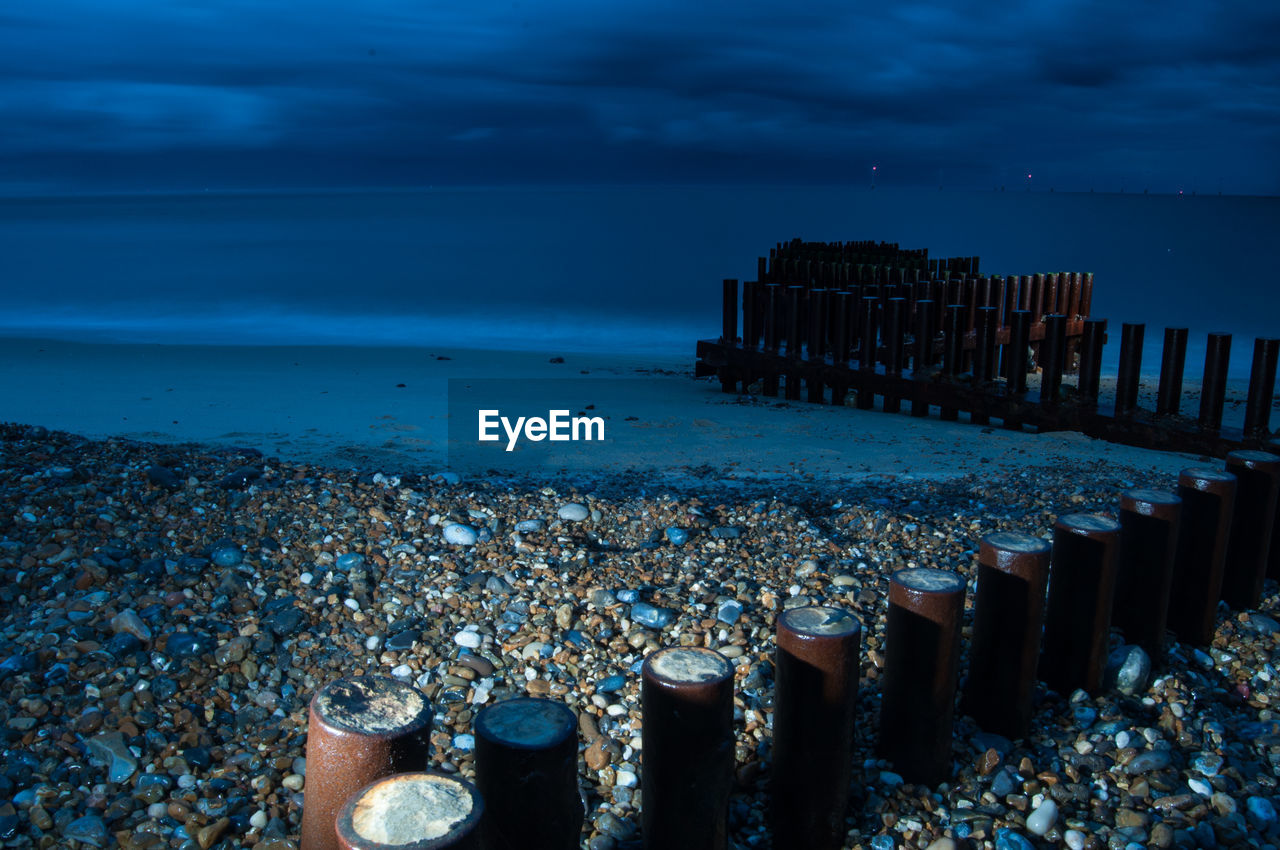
[[1, 186, 1276, 374]]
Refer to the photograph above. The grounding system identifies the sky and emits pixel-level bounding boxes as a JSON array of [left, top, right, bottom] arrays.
[[2, 1, 1278, 195]]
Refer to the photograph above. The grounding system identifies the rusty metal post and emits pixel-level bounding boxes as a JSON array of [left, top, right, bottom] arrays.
[[974, 306, 998, 383], [960, 532, 1051, 740], [784, 287, 804, 401], [857, 295, 879, 410], [884, 297, 906, 413], [721, 279, 738, 345], [1115, 323, 1145, 417], [940, 303, 965, 421], [1199, 332, 1232, 432], [879, 568, 966, 787], [335, 773, 483, 850], [832, 291, 851, 365], [912, 299, 937, 418], [1030, 274, 1046, 323], [807, 289, 828, 403], [474, 698, 581, 850], [1040, 314, 1067, 407], [1077, 318, 1107, 405], [742, 281, 758, 349], [1080, 272, 1094, 317], [1156, 328, 1189, 416], [641, 647, 735, 850], [1243, 338, 1280, 438], [1007, 310, 1031, 395], [1221, 451, 1280, 610], [1168, 468, 1237, 646], [772, 607, 862, 850], [1039, 514, 1122, 696], [1114, 489, 1182, 666], [786, 286, 804, 360], [302, 676, 434, 850], [808, 288, 828, 360]]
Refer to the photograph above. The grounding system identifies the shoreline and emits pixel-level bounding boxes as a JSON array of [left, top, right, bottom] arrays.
[[4, 336, 1262, 491]]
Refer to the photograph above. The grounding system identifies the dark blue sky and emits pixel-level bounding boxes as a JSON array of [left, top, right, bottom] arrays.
[[3, 1, 1278, 195]]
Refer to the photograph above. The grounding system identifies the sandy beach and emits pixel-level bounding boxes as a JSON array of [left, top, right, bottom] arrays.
[[0, 337, 1233, 485]]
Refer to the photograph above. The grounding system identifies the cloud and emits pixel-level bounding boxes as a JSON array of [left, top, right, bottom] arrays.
[[0, 0, 1276, 193]]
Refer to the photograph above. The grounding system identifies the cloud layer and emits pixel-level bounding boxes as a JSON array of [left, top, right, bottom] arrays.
[[3, 1, 1277, 193]]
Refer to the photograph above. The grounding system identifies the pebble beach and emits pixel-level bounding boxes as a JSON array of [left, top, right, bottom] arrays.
[[2, 418, 1278, 850]]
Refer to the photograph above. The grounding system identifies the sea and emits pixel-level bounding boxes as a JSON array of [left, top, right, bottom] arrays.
[[1, 186, 1277, 376]]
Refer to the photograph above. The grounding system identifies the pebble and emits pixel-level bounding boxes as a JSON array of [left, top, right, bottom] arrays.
[[515, 519, 545, 533], [63, 814, 109, 847], [211, 545, 242, 567], [86, 731, 138, 783], [630, 602, 674, 629], [994, 828, 1035, 850], [1025, 799, 1057, 835], [664, 526, 689, 545], [454, 629, 482, 648], [717, 599, 743, 625], [1105, 644, 1152, 695], [558, 503, 589, 521], [1126, 748, 1172, 774], [442, 524, 479, 545], [1247, 796, 1278, 831]]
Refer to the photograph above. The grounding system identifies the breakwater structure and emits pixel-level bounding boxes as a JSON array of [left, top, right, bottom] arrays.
[[694, 238, 1279, 457], [299, 449, 1279, 849]]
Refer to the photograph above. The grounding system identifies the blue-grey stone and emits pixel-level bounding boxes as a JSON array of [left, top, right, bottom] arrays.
[[616, 588, 640, 604], [991, 767, 1018, 797], [218, 465, 262, 490], [994, 828, 1035, 850], [515, 519, 545, 533], [589, 588, 616, 608], [972, 731, 1014, 755], [485, 575, 513, 595], [0, 652, 38, 680], [443, 524, 478, 546], [1243, 613, 1280, 636], [336, 553, 365, 571], [597, 675, 625, 693], [431, 471, 461, 485], [558, 503, 589, 521], [63, 815, 109, 847], [0, 814, 16, 840], [1246, 796, 1277, 831], [710, 526, 740, 539], [665, 526, 690, 545], [263, 607, 306, 637], [1191, 821, 1217, 848], [1073, 705, 1098, 726], [870, 835, 895, 850], [630, 602, 674, 629], [1191, 751, 1223, 777], [717, 599, 743, 625], [211, 546, 243, 568], [594, 812, 634, 840], [164, 631, 214, 660], [104, 632, 142, 658], [1126, 748, 1172, 774], [1105, 644, 1152, 696]]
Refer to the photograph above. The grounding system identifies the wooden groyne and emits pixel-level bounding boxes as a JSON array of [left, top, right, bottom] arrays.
[[695, 239, 1279, 457]]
